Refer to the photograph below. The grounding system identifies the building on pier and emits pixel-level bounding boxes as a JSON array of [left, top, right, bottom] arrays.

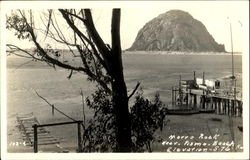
[[171, 71, 242, 116]]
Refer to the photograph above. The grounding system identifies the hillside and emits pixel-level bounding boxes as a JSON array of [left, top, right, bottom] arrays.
[[128, 10, 225, 52]]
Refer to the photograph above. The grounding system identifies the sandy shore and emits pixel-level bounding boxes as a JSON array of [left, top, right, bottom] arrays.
[[152, 113, 243, 152], [7, 112, 243, 153]]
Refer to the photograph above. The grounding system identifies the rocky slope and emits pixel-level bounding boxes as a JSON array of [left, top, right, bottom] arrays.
[[128, 10, 225, 52]]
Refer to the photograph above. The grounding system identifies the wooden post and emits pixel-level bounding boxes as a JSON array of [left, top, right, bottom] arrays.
[[220, 99, 223, 114], [202, 96, 205, 109], [222, 99, 224, 114], [200, 96, 202, 109], [238, 101, 242, 117], [179, 75, 182, 106], [222, 99, 226, 115], [189, 93, 193, 107], [218, 99, 220, 114], [211, 97, 214, 110], [230, 100, 232, 116], [215, 98, 218, 114], [226, 99, 228, 115], [233, 100, 236, 116], [174, 87, 177, 107], [194, 94, 197, 108], [33, 124, 38, 153], [221, 99, 224, 114], [218, 98, 221, 114], [52, 105, 55, 116], [235, 100, 238, 116], [204, 97, 206, 109], [77, 122, 82, 152], [202, 72, 205, 109], [202, 72, 205, 85], [225, 99, 227, 114], [232, 100, 234, 116], [206, 97, 208, 109], [210, 97, 213, 110], [229, 100, 232, 116], [172, 87, 174, 106]]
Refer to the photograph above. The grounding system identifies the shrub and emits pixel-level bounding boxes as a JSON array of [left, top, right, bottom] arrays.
[[82, 88, 168, 152], [130, 90, 167, 152]]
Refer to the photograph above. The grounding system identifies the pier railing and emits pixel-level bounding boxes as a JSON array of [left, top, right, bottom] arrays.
[[32, 120, 83, 153]]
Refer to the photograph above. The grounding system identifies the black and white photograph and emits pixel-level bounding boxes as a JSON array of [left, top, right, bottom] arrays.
[[1, 1, 249, 159]]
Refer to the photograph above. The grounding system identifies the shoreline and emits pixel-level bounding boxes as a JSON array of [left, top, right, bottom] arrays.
[[7, 113, 243, 153], [123, 51, 242, 55]]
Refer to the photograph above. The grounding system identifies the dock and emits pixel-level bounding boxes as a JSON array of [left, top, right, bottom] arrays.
[[16, 113, 60, 146], [171, 72, 242, 117]]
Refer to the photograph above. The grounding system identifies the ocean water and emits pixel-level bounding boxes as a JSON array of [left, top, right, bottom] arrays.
[[6, 52, 242, 151], [7, 52, 242, 116]]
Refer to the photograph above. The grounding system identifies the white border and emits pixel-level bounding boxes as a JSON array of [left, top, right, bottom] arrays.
[[1, 1, 249, 160], [1, 1, 8, 159]]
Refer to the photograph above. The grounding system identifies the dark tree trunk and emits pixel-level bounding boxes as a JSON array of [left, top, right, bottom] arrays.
[[110, 9, 132, 152], [110, 41, 132, 152], [112, 78, 132, 152]]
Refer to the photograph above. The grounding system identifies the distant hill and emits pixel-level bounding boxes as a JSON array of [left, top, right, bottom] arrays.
[[128, 10, 225, 52]]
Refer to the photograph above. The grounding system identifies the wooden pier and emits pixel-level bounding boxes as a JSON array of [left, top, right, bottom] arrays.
[[16, 113, 60, 146], [171, 72, 242, 117], [16, 113, 83, 153]]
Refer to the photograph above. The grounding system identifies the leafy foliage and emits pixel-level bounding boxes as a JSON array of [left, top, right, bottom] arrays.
[[6, 12, 31, 40], [130, 90, 168, 152], [82, 88, 168, 152], [82, 88, 116, 152]]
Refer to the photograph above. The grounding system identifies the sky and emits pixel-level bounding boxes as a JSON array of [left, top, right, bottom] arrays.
[[3, 1, 249, 52]]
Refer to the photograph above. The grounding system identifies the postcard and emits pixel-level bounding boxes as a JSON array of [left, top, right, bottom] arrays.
[[1, 1, 249, 160]]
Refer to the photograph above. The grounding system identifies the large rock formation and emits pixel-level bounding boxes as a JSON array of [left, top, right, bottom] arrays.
[[128, 10, 225, 52]]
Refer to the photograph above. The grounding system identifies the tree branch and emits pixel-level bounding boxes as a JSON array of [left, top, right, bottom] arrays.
[[12, 59, 34, 71], [128, 81, 141, 100], [83, 9, 112, 69], [7, 44, 41, 61], [8, 10, 112, 94], [59, 9, 108, 72], [17, 10, 88, 72]]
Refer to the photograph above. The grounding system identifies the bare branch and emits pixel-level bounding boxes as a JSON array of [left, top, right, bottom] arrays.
[[128, 81, 141, 100], [83, 9, 111, 56], [45, 9, 52, 38], [59, 9, 109, 74], [12, 59, 34, 71], [8, 10, 112, 94], [7, 44, 41, 61], [29, 10, 33, 28], [63, 9, 86, 22], [62, 9, 108, 72], [23, 15, 87, 72], [50, 14, 78, 57], [39, 12, 78, 58]]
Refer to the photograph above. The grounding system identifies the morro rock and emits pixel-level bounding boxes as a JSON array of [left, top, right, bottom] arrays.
[[128, 10, 225, 52]]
